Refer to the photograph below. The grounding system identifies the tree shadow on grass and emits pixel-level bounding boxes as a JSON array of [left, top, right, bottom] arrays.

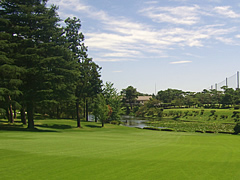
[[0, 119, 8, 123], [0, 124, 57, 132], [85, 124, 102, 128], [35, 124, 72, 130]]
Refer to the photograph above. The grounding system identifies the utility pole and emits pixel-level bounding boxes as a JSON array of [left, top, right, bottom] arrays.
[[226, 77, 228, 88]]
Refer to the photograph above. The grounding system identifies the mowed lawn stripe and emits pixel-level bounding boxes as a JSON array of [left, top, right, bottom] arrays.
[[1, 123, 240, 179]]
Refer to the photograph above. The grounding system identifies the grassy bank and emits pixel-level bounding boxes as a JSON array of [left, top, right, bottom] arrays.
[[163, 108, 239, 122], [1, 118, 240, 179], [144, 108, 238, 133]]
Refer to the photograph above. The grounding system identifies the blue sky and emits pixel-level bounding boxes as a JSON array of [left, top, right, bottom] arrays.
[[48, 0, 240, 94]]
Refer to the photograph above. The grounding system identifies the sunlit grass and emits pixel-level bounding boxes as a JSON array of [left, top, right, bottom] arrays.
[[1, 118, 240, 179]]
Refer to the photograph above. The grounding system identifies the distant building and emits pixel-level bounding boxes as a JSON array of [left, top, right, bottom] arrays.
[[136, 96, 152, 105]]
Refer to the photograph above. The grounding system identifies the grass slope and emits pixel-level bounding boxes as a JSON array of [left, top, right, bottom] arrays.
[[1, 119, 240, 180]]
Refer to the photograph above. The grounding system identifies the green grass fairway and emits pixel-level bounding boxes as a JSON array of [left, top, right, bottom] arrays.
[[1, 119, 240, 179]]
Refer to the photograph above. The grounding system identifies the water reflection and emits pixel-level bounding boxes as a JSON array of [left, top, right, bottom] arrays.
[[120, 115, 149, 128], [89, 115, 163, 129]]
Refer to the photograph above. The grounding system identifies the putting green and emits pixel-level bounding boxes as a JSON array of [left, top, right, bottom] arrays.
[[1, 121, 240, 179]]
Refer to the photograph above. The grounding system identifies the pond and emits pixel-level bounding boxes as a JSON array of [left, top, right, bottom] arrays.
[[89, 114, 166, 129], [120, 115, 166, 129], [120, 115, 149, 128], [88, 115, 149, 128]]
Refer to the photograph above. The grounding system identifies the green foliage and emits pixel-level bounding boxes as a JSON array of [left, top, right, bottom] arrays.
[[135, 105, 147, 117], [156, 88, 184, 104], [0, 1, 102, 128], [121, 86, 138, 110], [233, 123, 240, 134], [210, 110, 216, 116], [184, 110, 189, 116], [110, 120, 121, 125], [103, 82, 122, 121], [135, 99, 163, 118], [92, 94, 109, 127], [133, 106, 139, 113], [64, 17, 102, 126], [0, 0, 78, 128], [234, 105, 240, 110], [213, 114, 218, 120], [232, 111, 240, 117]]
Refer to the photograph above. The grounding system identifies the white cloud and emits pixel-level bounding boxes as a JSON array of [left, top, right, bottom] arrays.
[[214, 6, 240, 18], [49, 0, 240, 62], [215, 37, 238, 45], [112, 71, 123, 73], [170, 61, 192, 64], [84, 18, 237, 61], [145, 1, 158, 4], [140, 5, 201, 25], [94, 58, 137, 62], [184, 53, 202, 58], [208, 0, 222, 2]]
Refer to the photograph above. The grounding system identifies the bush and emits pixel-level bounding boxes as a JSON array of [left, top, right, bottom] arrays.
[[220, 115, 227, 119], [232, 111, 240, 117], [234, 105, 240, 110], [184, 111, 189, 116], [110, 120, 121, 125], [194, 111, 199, 116], [175, 111, 182, 118], [157, 109, 164, 118], [133, 106, 140, 113], [210, 110, 216, 116], [235, 118, 240, 122], [200, 110, 204, 115], [233, 123, 240, 134], [168, 111, 174, 116], [177, 130, 187, 132]]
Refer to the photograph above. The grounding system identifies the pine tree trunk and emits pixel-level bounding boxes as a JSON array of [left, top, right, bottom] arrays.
[[86, 99, 89, 122], [130, 103, 133, 110], [27, 101, 34, 129], [8, 96, 14, 123], [21, 107, 26, 125], [57, 106, 60, 119], [76, 99, 81, 128], [83, 98, 86, 119]]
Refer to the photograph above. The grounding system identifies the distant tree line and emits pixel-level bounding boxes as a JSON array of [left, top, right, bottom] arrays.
[[155, 87, 240, 109], [120, 86, 240, 117]]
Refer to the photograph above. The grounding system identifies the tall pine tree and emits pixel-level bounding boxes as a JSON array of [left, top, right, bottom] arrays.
[[64, 17, 102, 127], [0, 0, 76, 128], [0, 17, 23, 123]]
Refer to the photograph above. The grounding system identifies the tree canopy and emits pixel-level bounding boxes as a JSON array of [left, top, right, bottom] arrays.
[[0, 0, 102, 128]]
